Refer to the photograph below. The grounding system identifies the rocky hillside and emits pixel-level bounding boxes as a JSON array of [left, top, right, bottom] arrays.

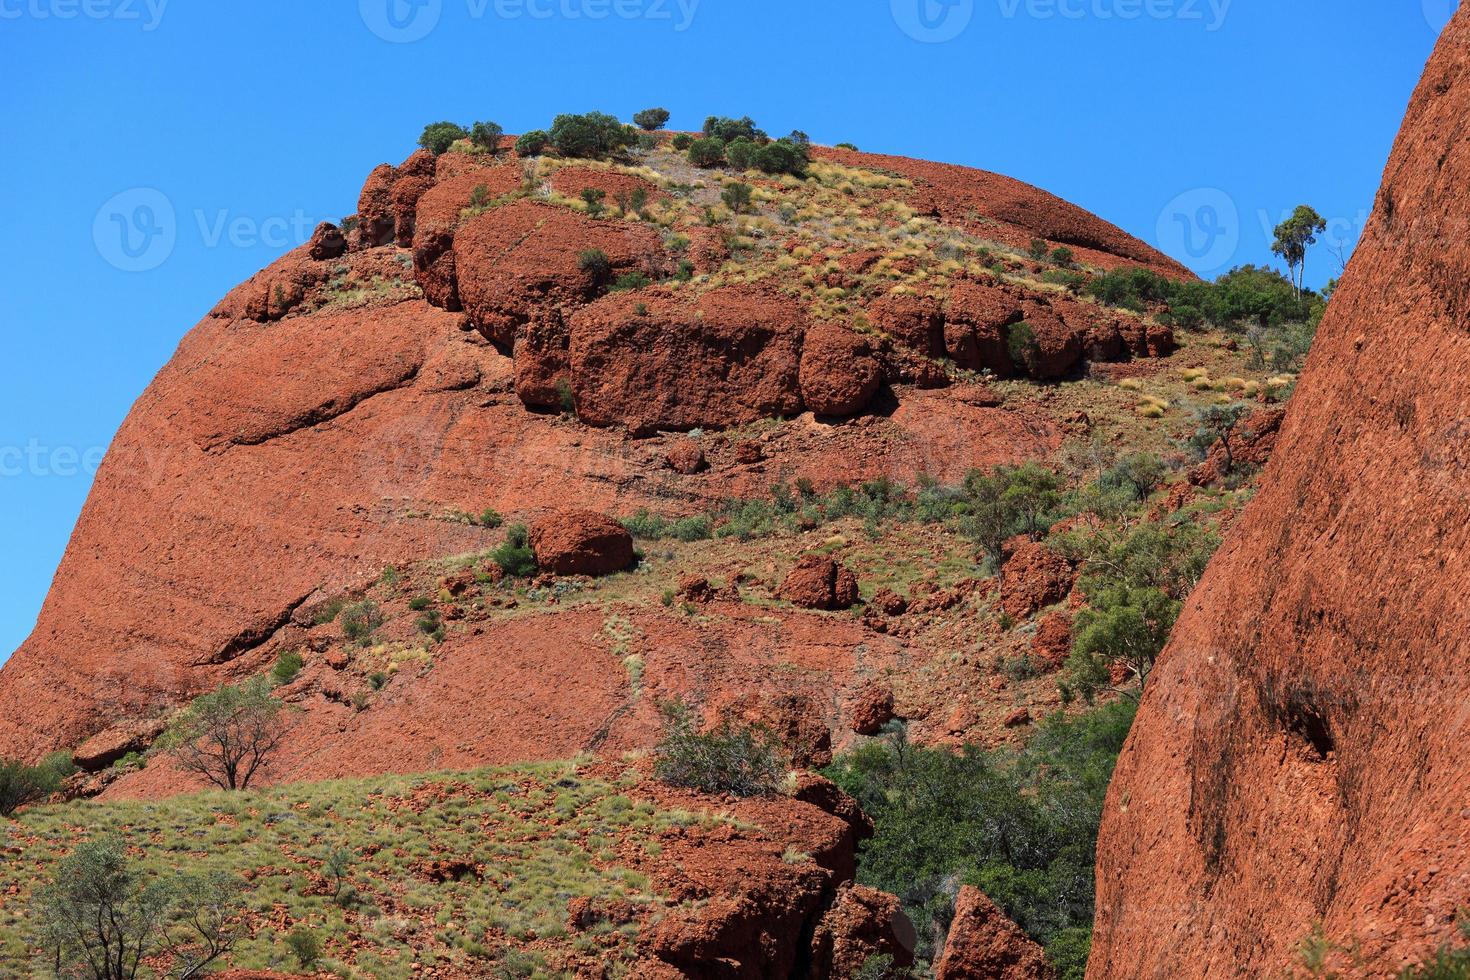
[[1090, 9, 1470, 978], [0, 112, 1311, 977], [0, 134, 1188, 766]]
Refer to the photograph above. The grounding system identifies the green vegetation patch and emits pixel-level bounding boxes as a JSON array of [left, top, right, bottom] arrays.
[[0, 761, 705, 978]]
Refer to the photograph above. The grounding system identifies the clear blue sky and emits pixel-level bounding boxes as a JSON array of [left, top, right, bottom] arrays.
[[0, 0, 1455, 664]]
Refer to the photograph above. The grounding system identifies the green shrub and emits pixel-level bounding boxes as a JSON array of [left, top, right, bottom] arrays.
[[514, 130, 549, 155], [286, 927, 322, 970], [469, 120, 504, 151], [0, 757, 64, 817], [491, 525, 537, 578], [653, 701, 785, 797], [1028, 238, 1049, 261], [633, 107, 670, 131], [611, 271, 652, 292], [341, 600, 383, 643], [825, 701, 1136, 963], [1051, 246, 1074, 266], [408, 596, 431, 611], [671, 133, 694, 151], [578, 247, 611, 282], [549, 111, 637, 158], [835, 141, 859, 150], [1006, 321, 1039, 374], [580, 187, 607, 217], [725, 138, 759, 170], [416, 610, 442, 635], [687, 137, 726, 168], [702, 115, 766, 143], [271, 650, 304, 686], [479, 508, 504, 528], [419, 121, 468, 156], [721, 182, 754, 214], [754, 139, 808, 176]]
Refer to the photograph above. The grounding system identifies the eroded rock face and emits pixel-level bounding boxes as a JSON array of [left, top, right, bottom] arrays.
[[569, 287, 807, 433], [1091, 12, 1470, 977], [999, 542, 1074, 620], [934, 886, 1054, 980], [799, 321, 884, 417], [529, 510, 634, 577], [811, 884, 917, 977], [781, 555, 861, 611]]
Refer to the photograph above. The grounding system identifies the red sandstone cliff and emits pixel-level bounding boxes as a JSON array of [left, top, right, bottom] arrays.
[[1091, 12, 1470, 977]]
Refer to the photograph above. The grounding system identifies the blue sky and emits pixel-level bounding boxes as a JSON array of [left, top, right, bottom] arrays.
[[0, 0, 1456, 664]]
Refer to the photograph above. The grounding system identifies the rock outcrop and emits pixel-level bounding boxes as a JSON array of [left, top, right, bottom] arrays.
[[781, 556, 861, 611], [934, 886, 1054, 980], [1091, 11, 1470, 977], [528, 510, 635, 577]]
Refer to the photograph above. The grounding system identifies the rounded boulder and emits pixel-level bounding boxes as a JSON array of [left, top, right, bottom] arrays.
[[529, 511, 635, 577]]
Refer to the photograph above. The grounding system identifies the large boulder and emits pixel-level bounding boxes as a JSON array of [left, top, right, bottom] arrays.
[[528, 511, 635, 577], [355, 163, 400, 248], [409, 162, 526, 311], [998, 542, 1074, 619], [568, 286, 806, 434], [799, 321, 884, 417], [1092, 11, 1470, 977], [454, 199, 666, 348], [944, 279, 1021, 372], [72, 718, 166, 772], [780, 555, 861, 611], [934, 886, 1054, 980], [810, 884, 917, 977]]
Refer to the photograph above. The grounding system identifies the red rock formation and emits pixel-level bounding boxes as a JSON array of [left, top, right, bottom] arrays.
[[850, 683, 897, 735], [781, 555, 861, 611], [799, 321, 884, 417], [528, 510, 634, 576], [1187, 404, 1287, 486], [569, 286, 806, 433], [934, 886, 1054, 979], [1091, 13, 1470, 976], [999, 542, 1074, 619], [810, 884, 917, 977]]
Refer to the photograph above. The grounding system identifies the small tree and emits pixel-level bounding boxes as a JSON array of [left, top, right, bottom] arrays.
[[0, 755, 67, 817], [165, 678, 285, 791], [653, 701, 785, 798], [632, 107, 670, 131], [469, 120, 504, 152], [549, 112, 637, 159], [1190, 403, 1249, 475], [33, 838, 242, 980], [671, 133, 694, 151], [514, 130, 549, 156], [418, 121, 468, 156], [721, 182, 754, 215], [1065, 584, 1179, 701], [1272, 204, 1327, 299], [702, 115, 766, 143], [686, 137, 726, 168], [285, 928, 322, 971]]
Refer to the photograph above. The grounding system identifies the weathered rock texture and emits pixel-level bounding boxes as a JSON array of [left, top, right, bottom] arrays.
[[1091, 12, 1470, 977], [934, 886, 1054, 980]]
